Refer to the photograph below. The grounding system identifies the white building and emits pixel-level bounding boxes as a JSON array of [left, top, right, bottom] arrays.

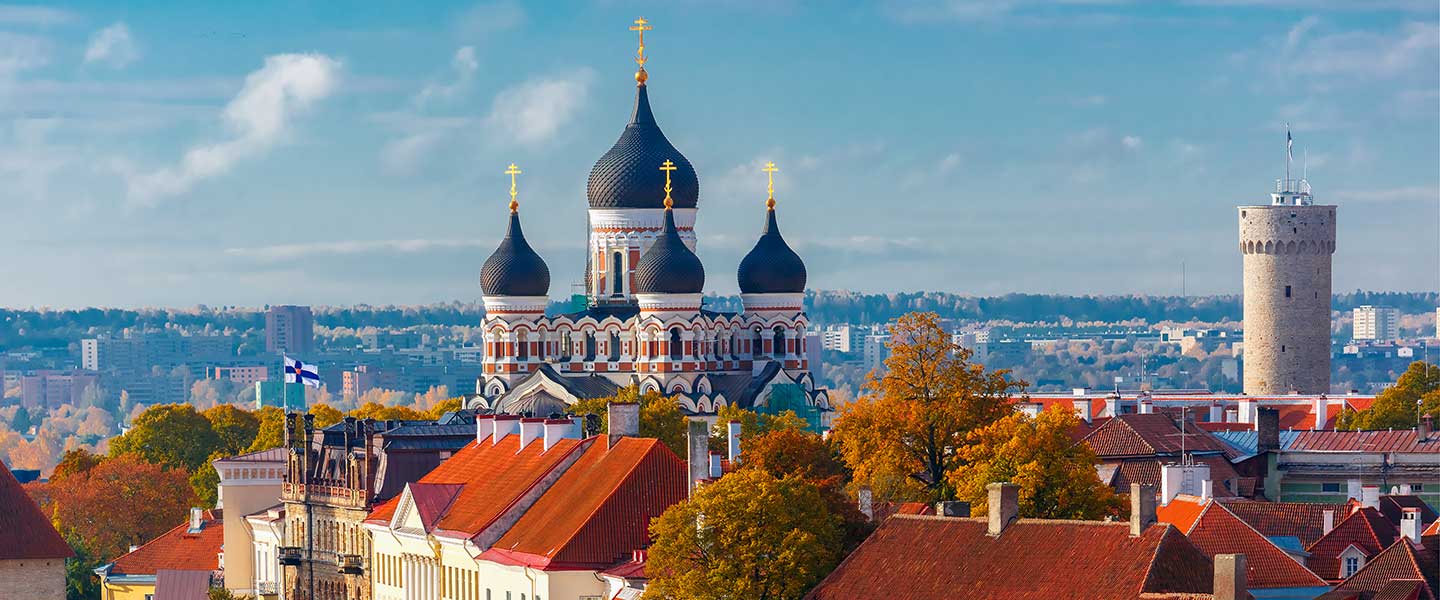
[[245, 507, 285, 600], [822, 324, 869, 354], [1353, 305, 1400, 342], [863, 334, 891, 372]]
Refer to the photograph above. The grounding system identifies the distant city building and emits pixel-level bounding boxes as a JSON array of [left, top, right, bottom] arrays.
[[265, 305, 315, 355], [805, 331, 822, 371], [863, 334, 891, 372], [1238, 136, 1334, 395], [19, 370, 98, 410], [81, 334, 235, 373], [822, 324, 868, 353], [0, 459, 72, 600], [210, 365, 268, 386], [1352, 305, 1400, 342], [359, 329, 421, 350], [253, 381, 307, 411]]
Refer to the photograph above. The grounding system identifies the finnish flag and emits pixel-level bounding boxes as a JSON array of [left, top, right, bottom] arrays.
[[284, 356, 322, 388]]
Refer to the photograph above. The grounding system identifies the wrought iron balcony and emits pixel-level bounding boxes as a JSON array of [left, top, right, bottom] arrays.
[[277, 546, 303, 566], [337, 554, 364, 575]]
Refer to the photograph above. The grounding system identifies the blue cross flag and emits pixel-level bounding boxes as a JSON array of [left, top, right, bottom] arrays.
[[283, 356, 321, 388]]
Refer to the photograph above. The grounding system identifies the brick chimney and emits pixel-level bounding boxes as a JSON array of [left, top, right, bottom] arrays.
[[687, 420, 709, 497], [1131, 483, 1157, 536], [1257, 407, 1279, 452], [1213, 554, 1247, 600], [608, 401, 639, 446], [986, 483, 1019, 536]]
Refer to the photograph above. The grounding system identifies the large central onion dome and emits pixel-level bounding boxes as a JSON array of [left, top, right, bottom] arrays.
[[633, 207, 705, 294], [738, 204, 807, 294], [480, 209, 550, 297], [587, 84, 699, 210]]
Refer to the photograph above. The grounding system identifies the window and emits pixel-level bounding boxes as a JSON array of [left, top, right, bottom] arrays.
[[1342, 556, 1360, 578], [609, 332, 621, 361], [1322, 483, 1341, 493], [669, 328, 683, 360], [1413, 484, 1425, 492], [611, 251, 624, 296], [1285, 285, 1291, 298], [584, 332, 596, 361]]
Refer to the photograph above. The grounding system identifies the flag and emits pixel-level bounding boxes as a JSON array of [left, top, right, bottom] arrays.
[[284, 356, 321, 388], [1286, 125, 1293, 161]]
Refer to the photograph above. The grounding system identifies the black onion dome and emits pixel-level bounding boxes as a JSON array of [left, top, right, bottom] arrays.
[[480, 211, 550, 297], [633, 209, 705, 294], [587, 85, 699, 209], [738, 207, 807, 294]]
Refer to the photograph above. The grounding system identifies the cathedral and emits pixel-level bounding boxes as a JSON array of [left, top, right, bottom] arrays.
[[470, 21, 832, 427]]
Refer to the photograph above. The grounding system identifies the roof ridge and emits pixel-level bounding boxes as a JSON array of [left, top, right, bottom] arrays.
[[1138, 524, 1181, 594], [539, 437, 662, 560], [1208, 500, 1327, 586], [455, 436, 595, 540], [112, 513, 216, 574]]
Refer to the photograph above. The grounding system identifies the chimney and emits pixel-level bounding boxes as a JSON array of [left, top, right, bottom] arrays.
[[492, 415, 521, 445], [1138, 393, 1154, 415], [1312, 395, 1328, 428], [1075, 400, 1092, 424], [518, 418, 545, 448], [1399, 483, 1413, 496], [542, 418, 578, 451], [986, 482, 1020, 536], [1420, 414, 1433, 442], [475, 414, 496, 444], [708, 451, 723, 479], [1209, 402, 1223, 423], [1257, 407, 1280, 452], [188, 507, 204, 533], [1105, 392, 1120, 418], [1401, 507, 1421, 543], [687, 420, 709, 496], [1322, 509, 1334, 535], [1238, 398, 1255, 424], [1131, 483, 1157, 536], [727, 421, 742, 464], [1347, 479, 1362, 502], [1361, 485, 1380, 510], [1200, 479, 1214, 502], [1213, 554, 1247, 600], [608, 401, 640, 446], [858, 488, 874, 521], [935, 501, 970, 518]]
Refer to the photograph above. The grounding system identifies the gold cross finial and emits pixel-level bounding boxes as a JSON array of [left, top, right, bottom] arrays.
[[630, 17, 653, 84], [660, 159, 677, 209], [762, 161, 779, 209], [504, 163, 522, 213]]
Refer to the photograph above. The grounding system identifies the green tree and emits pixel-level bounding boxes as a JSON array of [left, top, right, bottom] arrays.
[[572, 386, 688, 457], [108, 404, 220, 472], [52, 448, 104, 481], [736, 427, 872, 551], [11, 406, 32, 434], [64, 535, 101, 600], [308, 404, 345, 428], [245, 406, 287, 453], [949, 407, 1120, 520], [202, 404, 260, 455], [1336, 361, 1440, 430], [712, 405, 808, 442], [645, 470, 842, 600], [189, 451, 227, 508]]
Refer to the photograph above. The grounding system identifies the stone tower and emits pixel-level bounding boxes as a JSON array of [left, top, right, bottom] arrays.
[[1239, 133, 1335, 394]]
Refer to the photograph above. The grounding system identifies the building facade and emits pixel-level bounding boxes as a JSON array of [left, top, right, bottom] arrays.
[[472, 39, 830, 423], [1239, 150, 1335, 395], [215, 449, 286, 597], [267, 306, 316, 355], [1351, 305, 1399, 342], [0, 459, 71, 600]]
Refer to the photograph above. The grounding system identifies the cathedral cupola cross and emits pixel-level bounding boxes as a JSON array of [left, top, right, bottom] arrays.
[[505, 162, 522, 213], [660, 159, 677, 209]]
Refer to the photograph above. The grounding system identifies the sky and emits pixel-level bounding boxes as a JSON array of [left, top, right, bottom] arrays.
[[0, 0, 1436, 309]]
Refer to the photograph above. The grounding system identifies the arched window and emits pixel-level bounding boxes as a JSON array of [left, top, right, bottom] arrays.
[[611, 250, 624, 296], [669, 328, 683, 360], [609, 332, 621, 361], [560, 331, 572, 360], [584, 332, 597, 361], [752, 328, 765, 358], [773, 326, 786, 357], [517, 331, 529, 360]]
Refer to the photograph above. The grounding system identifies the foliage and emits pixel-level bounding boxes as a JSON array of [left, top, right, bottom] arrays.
[[571, 386, 689, 457], [208, 586, 255, 600], [425, 397, 463, 420], [64, 535, 101, 600], [202, 404, 260, 455], [949, 407, 1120, 520], [52, 448, 105, 481], [712, 405, 808, 439], [245, 406, 287, 452], [308, 404, 345, 428], [1336, 361, 1440, 430], [645, 470, 842, 600], [189, 451, 227, 508], [832, 312, 1026, 502], [11, 405, 32, 434], [736, 427, 873, 551], [108, 404, 220, 472], [27, 454, 197, 561], [348, 402, 426, 422]]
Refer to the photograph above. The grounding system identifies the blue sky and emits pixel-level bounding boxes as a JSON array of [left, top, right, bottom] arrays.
[[0, 0, 1436, 308]]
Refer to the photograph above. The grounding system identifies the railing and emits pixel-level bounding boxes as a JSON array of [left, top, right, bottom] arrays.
[[337, 554, 365, 575], [256, 581, 278, 595], [277, 546, 303, 566]]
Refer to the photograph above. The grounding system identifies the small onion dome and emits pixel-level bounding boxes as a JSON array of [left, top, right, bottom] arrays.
[[587, 84, 699, 210], [737, 206, 807, 294], [480, 210, 550, 297], [633, 208, 705, 294]]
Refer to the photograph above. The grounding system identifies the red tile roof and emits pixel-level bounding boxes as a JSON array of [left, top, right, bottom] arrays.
[[1425, 519, 1440, 537], [1216, 498, 1348, 548], [1083, 414, 1233, 458], [1316, 539, 1438, 600], [1289, 430, 1440, 453], [1103, 457, 1243, 498], [1157, 496, 1328, 589], [805, 516, 1214, 599], [408, 483, 464, 531], [1307, 507, 1399, 581], [0, 460, 72, 560], [109, 510, 223, 576]]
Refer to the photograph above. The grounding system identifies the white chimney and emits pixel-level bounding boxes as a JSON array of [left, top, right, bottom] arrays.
[[1105, 393, 1120, 418], [1398, 483, 1413, 496], [1208, 403, 1223, 423], [1347, 479, 1363, 502], [1322, 509, 1335, 535], [518, 418, 545, 449], [1238, 398, 1255, 424], [1401, 508, 1421, 543], [542, 418, 578, 451], [1139, 394, 1154, 415], [188, 507, 203, 533], [1361, 485, 1380, 510], [858, 488, 874, 521], [687, 420, 709, 497], [1200, 479, 1213, 502], [492, 415, 521, 445], [987, 483, 1020, 536], [727, 421, 742, 464], [476, 414, 496, 444], [1075, 400, 1092, 424], [709, 452, 723, 479], [1312, 395, 1327, 428]]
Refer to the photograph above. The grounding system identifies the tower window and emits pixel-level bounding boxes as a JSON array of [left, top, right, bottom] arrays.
[[611, 251, 623, 296], [1285, 285, 1291, 298], [669, 328, 683, 360], [609, 332, 621, 362], [584, 333, 596, 361]]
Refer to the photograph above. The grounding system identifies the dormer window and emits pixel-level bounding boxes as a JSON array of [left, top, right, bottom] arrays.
[[1343, 556, 1360, 578]]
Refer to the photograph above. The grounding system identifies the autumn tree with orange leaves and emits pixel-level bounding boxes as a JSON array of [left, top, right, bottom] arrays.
[[831, 312, 1026, 503], [26, 451, 197, 561]]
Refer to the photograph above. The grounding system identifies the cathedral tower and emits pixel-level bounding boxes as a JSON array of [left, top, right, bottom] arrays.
[[1239, 130, 1335, 395]]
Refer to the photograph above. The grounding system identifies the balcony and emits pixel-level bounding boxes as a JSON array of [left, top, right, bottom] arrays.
[[255, 581, 279, 595], [337, 554, 364, 575], [277, 546, 303, 566]]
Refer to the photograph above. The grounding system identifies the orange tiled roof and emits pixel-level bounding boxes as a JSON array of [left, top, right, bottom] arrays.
[[1083, 414, 1232, 458], [1290, 430, 1440, 453], [0, 460, 72, 560], [1160, 496, 1327, 589], [1316, 539, 1438, 600], [804, 516, 1213, 599], [109, 510, 223, 576], [1215, 498, 1348, 548], [1306, 507, 1399, 581]]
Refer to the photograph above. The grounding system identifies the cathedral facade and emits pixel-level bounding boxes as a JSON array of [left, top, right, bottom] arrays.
[[471, 29, 831, 424]]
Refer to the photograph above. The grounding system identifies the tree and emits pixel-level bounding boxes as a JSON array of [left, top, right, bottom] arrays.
[[26, 454, 198, 561], [425, 397, 463, 420], [736, 427, 872, 551], [949, 407, 1120, 520], [1336, 361, 1440, 430], [831, 312, 1026, 502], [712, 405, 808, 441], [11, 405, 32, 434], [190, 451, 227, 508], [645, 470, 842, 600], [245, 406, 287, 453], [308, 404, 345, 428], [108, 404, 220, 472], [202, 404, 260, 455], [571, 387, 688, 457], [64, 535, 101, 600], [52, 448, 104, 481]]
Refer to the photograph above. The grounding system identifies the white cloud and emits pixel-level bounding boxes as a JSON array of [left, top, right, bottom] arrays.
[[1278, 19, 1439, 81], [84, 23, 140, 68], [484, 69, 593, 145], [225, 238, 486, 261], [0, 5, 76, 25], [0, 31, 49, 76], [415, 46, 478, 106], [123, 53, 342, 205], [938, 152, 963, 172], [1121, 135, 1143, 149], [380, 131, 445, 175], [885, 0, 1135, 23]]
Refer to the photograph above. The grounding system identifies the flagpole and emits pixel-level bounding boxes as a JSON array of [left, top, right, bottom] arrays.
[[1285, 123, 1291, 191]]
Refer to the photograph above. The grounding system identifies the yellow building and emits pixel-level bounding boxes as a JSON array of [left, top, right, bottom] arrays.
[[214, 448, 285, 596], [0, 460, 72, 600], [96, 508, 223, 600]]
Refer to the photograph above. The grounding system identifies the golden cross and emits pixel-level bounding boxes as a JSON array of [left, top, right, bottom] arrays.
[[659, 159, 677, 209], [629, 17, 652, 67], [762, 161, 779, 209], [504, 163, 522, 213]]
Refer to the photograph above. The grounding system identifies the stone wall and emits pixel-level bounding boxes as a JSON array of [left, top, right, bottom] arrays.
[[1239, 204, 1336, 394], [0, 559, 66, 600]]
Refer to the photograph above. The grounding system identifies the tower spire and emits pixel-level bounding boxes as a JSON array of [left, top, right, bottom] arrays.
[[660, 159, 677, 209], [629, 17, 653, 86], [763, 161, 779, 210], [505, 162, 522, 213]]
